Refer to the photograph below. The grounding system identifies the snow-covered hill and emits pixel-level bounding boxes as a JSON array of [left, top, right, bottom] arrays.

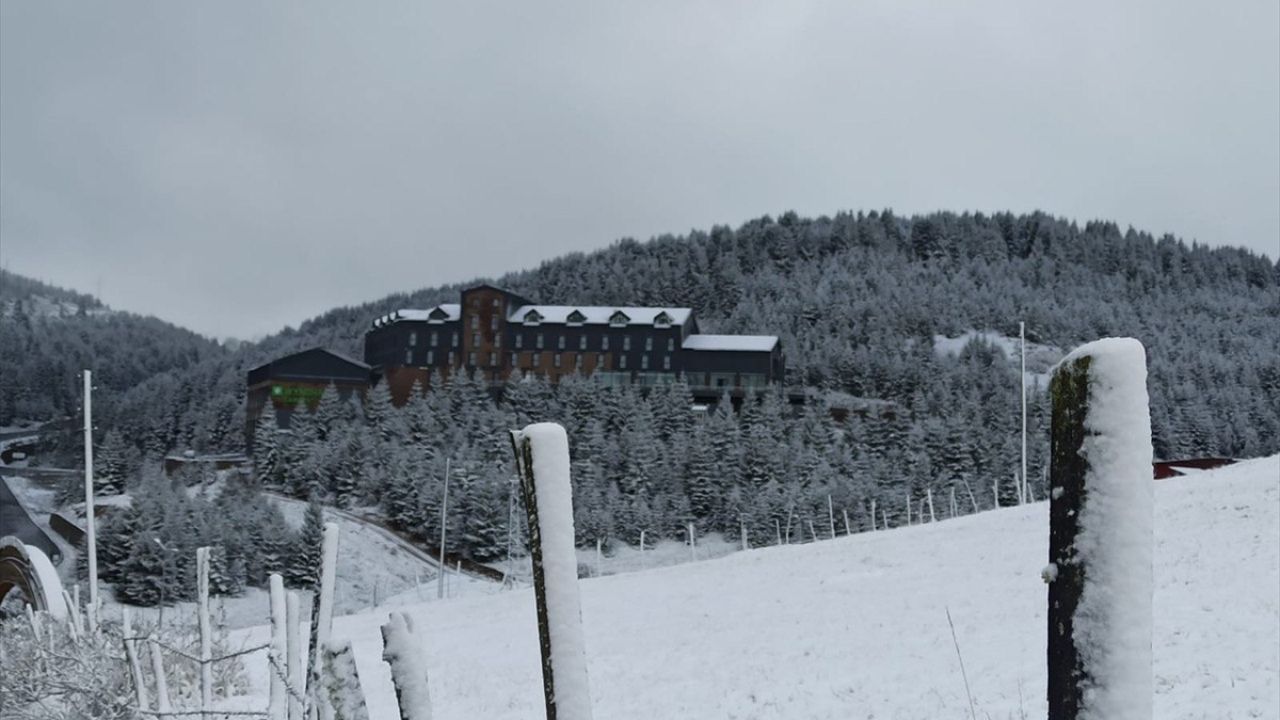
[[231, 456, 1279, 719], [933, 329, 1064, 388]]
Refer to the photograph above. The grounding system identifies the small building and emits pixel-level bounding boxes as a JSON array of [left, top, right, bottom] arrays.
[[245, 347, 375, 435]]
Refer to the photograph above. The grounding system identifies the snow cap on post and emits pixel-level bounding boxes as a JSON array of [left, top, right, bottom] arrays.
[[1047, 337, 1153, 720], [509, 422, 593, 720]]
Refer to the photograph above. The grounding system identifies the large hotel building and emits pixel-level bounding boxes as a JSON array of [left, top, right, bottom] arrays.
[[248, 284, 784, 426]]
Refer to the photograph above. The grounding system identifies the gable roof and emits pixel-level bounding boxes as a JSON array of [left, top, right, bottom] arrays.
[[371, 304, 461, 328], [247, 347, 373, 386], [507, 305, 693, 327]]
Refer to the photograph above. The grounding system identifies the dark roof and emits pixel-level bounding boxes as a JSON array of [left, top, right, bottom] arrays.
[[247, 347, 373, 386]]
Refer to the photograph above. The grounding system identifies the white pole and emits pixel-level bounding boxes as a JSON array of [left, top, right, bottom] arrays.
[[286, 591, 305, 720], [740, 523, 748, 551], [926, 489, 936, 523], [950, 487, 958, 518], [905, 493, 911, 526], [437, 458, 450, 601], [842, 509, 851, 535], [807, 519, 818, 542], [308, 522, 339, 720], [774, 519, 781, 545], [881, 509, 889, 530], [1020, 320, 1028, 505], [196, 547, 213, 713], [688, 522, 696, 561], [639, 529, 646, 555], [993, 476, 1000, 508], [82, 370, 98, 634], [870, 499, 877, 531], [454, 560, 462, 598], [269, 575, 287, 720], [122, 608, 150, 712], [827, 495, 836, 540], [149, 635, 173, 716], [595, 539, 603, 577]]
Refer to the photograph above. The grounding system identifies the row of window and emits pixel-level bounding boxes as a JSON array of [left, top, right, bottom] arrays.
[[516, 333, 674, 352], [403, 349, 674, 371], [406, 329, 677, 354]]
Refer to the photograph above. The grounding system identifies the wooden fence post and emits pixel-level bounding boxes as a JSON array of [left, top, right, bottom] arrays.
[[1046, 338, 1153, 720], [121, 607, 150, 712], [509, 423, 593, 720], [149, 635, 173, 717], [196, 546, 213, 713], [269, 574, 288, 720]]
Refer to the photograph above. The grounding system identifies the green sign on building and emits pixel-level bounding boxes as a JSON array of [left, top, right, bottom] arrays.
[[271, 384, 324, 404]]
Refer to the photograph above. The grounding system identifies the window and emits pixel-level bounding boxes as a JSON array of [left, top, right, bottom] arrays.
[[609, 310, 629, 327], [493, 298, 501, 308], [427, 350, 435, 364], [536, 333, 544, 349], [494, 335, 502, 348], [553, 353, 562, 368], [667, 337, 674, 352], [471, 316, 479, 329], [575, 354, 583, 369], [451, 332, 459, 347], [430, 331, 438, 346], [489, 352, 498, 366], [409, 331, 418, 347], [468, 352, 477, 366], [448, 351, 455, 365], [491, 316, 499, 330], [567, 310, 586, 326], [472, 331, 481, 346], [597, 353, 605, 368], [511, 352, 518, 366], [654, 312, 672, 328], [645, 336, 653, 351], [579, 336, 587, 350], [623, 336, 631, 351], [620, 355, 628, 369], [602, 335, 610, 351], [515, 334, 523, 349], [663, 355, 671, 370], [532, 353, 541, 367], [558, 335, 566, 350], [523, 309, 543, 326], [641, 355, 649, 370], [405, 349, 413, 364]]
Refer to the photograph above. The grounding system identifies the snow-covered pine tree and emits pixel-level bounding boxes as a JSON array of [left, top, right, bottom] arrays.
[[288, 495, 325, 589]]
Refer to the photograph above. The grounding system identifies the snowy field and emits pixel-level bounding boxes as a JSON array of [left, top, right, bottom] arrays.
[[226, 455, 1279, 719]]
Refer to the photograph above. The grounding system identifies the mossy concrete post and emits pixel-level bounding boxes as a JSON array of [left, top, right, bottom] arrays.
[[1047, 352, 1091, 719], [1046, 339, 1154, 720]]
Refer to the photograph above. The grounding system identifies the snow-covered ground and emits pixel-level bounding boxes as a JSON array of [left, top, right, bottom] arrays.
[[225, 455, 1279, 720]]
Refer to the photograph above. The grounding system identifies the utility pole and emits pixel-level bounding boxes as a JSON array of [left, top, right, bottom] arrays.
[[437, 457, 451, 600], [1021, 321, 1028, 505], [82, 370, 98, 634]]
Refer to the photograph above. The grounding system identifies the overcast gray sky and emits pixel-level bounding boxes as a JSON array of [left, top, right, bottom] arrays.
[[2, 1, 1277, 340]]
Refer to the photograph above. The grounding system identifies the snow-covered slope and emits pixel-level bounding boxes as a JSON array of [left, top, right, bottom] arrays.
[[934, 329, 1063, 388], [233, 456, 1279, 719]]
